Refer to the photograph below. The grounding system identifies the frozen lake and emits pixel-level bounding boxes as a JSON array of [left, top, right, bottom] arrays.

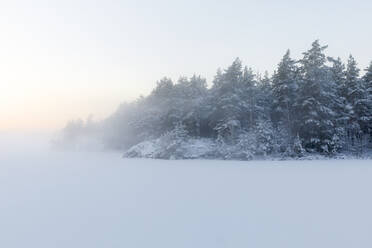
[[1, 133, 372, 248]]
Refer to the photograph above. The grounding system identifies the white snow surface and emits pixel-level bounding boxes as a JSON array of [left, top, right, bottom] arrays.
[[1, 132, 372, 248]]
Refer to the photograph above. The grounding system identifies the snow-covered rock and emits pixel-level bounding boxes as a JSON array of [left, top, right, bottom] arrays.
[[124, 137, 216, 159]]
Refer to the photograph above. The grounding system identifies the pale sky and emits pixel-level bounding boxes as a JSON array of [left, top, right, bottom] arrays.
[[1, 0, 371, 131]]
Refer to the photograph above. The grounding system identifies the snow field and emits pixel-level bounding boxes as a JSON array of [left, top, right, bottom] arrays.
[[0, 134, 372, 248]]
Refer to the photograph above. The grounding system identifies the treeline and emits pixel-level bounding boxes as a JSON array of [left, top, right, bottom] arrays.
[[61, 40, 372, 157]]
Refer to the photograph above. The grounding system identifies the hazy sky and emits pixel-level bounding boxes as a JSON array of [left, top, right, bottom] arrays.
[[1, 0, 371, 131]]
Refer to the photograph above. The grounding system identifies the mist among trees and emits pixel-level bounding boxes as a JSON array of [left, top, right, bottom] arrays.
[[57, 40, 372, 159]]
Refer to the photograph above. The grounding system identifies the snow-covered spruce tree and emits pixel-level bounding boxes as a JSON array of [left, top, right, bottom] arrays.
[[141, 76, 209, 140], [145, 77, 176, 135], [237, 66, 263, 131], [364, 62, 372, 94], [362, 62, 372, 142], [329, 57, 347, 100], [328, 57, 349, 151], [295, 40, 338, 154], [345, 55, 370, 152], [271, 50, 298, 149], [240, 66, 259, 130], [209, 58, 245, 142], [170, 75, 208, 137], [256, 71, 272, 121]]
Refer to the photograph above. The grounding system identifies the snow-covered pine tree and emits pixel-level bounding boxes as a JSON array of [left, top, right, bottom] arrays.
[[151, 77, 174, 98], [363, 62, 372, 142], [328, 57, 349, 150], [209, 58, 245, 142], [295, 40, 338, 154], [173, 75, 208, 137], [147, 77, 178, 134], [256, 71, 272, 121], [271, 50, 298, 144], [364, 62, 372, 93], [240, 66, 258, 129], [345, 55, 370, 151]]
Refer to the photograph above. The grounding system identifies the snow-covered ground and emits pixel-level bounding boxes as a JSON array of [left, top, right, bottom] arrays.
[[1, 133, 372, 248]]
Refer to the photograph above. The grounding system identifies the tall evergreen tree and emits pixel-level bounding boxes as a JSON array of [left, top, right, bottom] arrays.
[[256, 71, 272, 121], [328, 57, 349, 149], [295, 40, 338, 153], [173, 75, 208, 136], [345, 55, 370, 142], [364, 61, 372, 91], [240, 66, 258, 129], [209, 58, 244, 140], [363, 62, 372, 140], [345, 55, 361, 104], [363, 62, 372, 109], [329, 57, 347, 100], [271, 50, 297, 138]]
